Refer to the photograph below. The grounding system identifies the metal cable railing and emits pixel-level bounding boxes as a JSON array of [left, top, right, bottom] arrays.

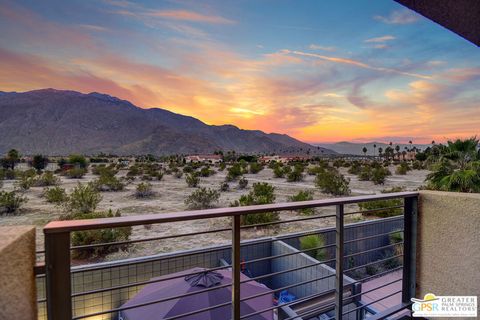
[[38, 191, 418, 320]]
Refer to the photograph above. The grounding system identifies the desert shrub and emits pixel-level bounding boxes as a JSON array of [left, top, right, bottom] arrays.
[[358, 166, 372, 181], [371, 167, 391, 185], [174, 171, 183, 179], [93, 173, 124, 192], [395, 162, 410, 175], [273, 165, 285, 178], [0, 191, 27, 215], [122, 176, 135, 184], [220, 182, 230, 192], [358, 187, 404, 217], [249, 162, 263, 174], [307, 166, 325, 176], [64, 183, 102, 214], [268, 161, 278, 169], [231, 183, 278, 225], [141, 175, 153, 181], [315, 169, 350, 196], [66, 167, 87, 179], [152, 171, 164, 181], [412, 160, 423, 170], [17, 175, 36, 190], [92, 165, 117, 176], [288, 190, 314, 215], [44, 186, 67, 204], [135, 182, 154, 198], [348, 161, 362, 175], [287, 165, 304, 182], [35, 171, 59, 187], [218, 162, 226, 171], [333, 159, 345, 168], [239, 159, 248, 170], [68, 210, 132, 259], [22, 169, 37, 178], [0, 169, 16, 180], [185, 187, 220, 209], [185, 173, 200, 187], [283, 166, 292, 175], [127, 166, 142, 177], [238, 177, 248, 189], [226, 163, 243, 181], [183, 165, 194, 173], [68, 154, 88, 168], [199, 167, 215, 177], [300, 234, 327, 261]]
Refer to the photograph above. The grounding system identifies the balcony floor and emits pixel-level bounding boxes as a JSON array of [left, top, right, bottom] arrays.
[[362, 270, 402, 312]]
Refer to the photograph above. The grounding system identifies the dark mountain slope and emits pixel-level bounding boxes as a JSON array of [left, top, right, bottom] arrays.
[[0, 89, 335, 155]]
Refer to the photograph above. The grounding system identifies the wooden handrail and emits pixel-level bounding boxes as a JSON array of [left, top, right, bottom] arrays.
[[44, 191, 418, 233]]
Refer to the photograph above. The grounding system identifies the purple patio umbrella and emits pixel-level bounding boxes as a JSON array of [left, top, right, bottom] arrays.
[[119, 267, 274, 320]]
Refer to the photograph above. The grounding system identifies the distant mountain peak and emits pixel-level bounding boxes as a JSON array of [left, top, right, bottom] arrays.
[[88, 92, 125, 103], [0, 88, 336, 156]]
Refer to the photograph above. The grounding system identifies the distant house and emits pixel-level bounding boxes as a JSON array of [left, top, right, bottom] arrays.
[[259, 155, 311, 163], [185, 154, 223, 164], [403, 151, 416, 161], [117, 159, 131, 166]]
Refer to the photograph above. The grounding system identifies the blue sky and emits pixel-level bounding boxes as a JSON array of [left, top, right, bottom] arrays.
[[1, 0, 479, 143]]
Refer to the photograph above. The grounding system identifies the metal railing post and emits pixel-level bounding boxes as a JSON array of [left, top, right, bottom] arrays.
[[232, 215, 241, 319], [45, 231, 72, 320], [335, 204, 344, 320], [402, 196, 418, 303]]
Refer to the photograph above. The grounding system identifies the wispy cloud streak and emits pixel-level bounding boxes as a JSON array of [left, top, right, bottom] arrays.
[[290, 50, 432, 79]]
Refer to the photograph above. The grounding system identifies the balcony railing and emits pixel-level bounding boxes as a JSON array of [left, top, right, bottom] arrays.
[[39, 191, 418, 320]]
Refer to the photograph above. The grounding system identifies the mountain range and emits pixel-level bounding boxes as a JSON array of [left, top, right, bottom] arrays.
[[0, 89, 335, 156]]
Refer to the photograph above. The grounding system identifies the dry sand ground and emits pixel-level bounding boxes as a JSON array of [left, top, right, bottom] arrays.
[[0, 165, 429, 262]]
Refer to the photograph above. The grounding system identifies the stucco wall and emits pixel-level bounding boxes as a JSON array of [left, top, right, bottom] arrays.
[[417, 191, 480, 299], [0, 226, 37, 320]]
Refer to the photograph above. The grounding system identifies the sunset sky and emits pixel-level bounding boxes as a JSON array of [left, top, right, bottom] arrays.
[[1, 0, 479, 144]]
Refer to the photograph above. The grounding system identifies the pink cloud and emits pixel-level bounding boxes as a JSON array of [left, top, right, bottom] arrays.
[[146, 9, 235, 24], [374, 9, 420, 25]]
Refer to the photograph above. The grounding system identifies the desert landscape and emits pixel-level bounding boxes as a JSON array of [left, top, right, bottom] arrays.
[[0, 159, 429, 262]]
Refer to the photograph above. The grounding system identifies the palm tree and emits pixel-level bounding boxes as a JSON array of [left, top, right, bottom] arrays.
[[426, 137, 480, 193], [378, 147, 383, 160], [373, 144, 377, 158], [395, 145, 400, 160], [385, 146, 393, 161], [362, 146, 368, 157]]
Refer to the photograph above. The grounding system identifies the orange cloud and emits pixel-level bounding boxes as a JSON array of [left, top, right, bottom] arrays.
[[145, 10, 235, 24]]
